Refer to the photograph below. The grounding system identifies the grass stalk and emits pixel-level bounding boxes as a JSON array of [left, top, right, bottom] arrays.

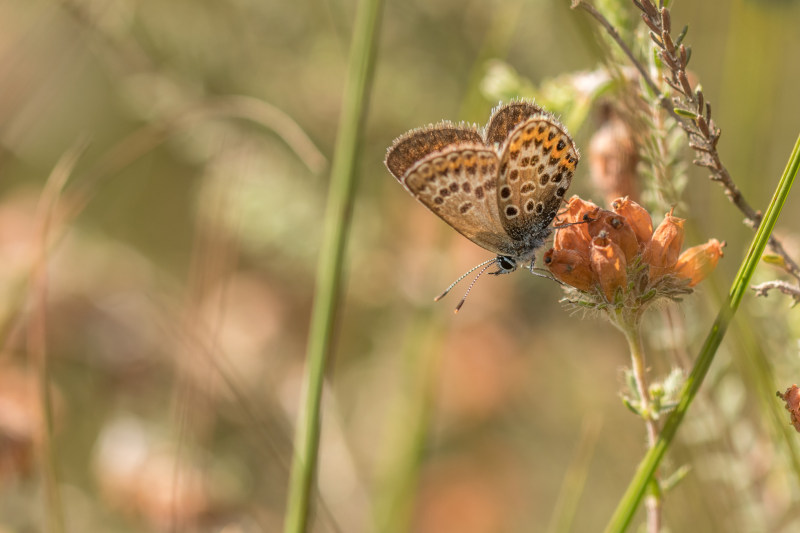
[[374, 310, 444, 533], [30, 140, 88, 533], [282, 0, 384, 532], [604, 133, 800, 533], [546, 417, 603, 533]]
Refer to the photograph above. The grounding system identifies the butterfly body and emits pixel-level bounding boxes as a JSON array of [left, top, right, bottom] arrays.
[[385, 101, 579, 275]]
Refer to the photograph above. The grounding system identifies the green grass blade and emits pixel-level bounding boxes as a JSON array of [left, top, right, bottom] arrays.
[[604, 133, 800, 533], [282, 0, 384, 532]]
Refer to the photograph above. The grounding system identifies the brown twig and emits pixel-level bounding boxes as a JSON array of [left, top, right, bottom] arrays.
[[751, 281, 800, 306], [572, 0, 800, 286], [571, 1, 663, 99]]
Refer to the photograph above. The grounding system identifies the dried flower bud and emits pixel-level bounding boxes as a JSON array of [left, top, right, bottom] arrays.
[[611, 196, 653, 246], [675, 239, 725, 286], [554, 196, 598, 248], [553, 223, 591, 260], [643, 209, 685, 279], [589, 109, 639, 205], [587, 210, 640, 262], [544, 248, 595, 292], [555, 195, 599, 225], [777, 385, 800, 433], [590, 233, 627, 302]]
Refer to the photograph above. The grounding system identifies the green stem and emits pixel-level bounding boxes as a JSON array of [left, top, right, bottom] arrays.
[[282, 1, 384, 532], [617, 314, 661, 533], [604, 133, 800, 533]]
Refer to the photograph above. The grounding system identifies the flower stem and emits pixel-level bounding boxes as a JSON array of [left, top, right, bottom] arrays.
[[617, 313, 661, 533]]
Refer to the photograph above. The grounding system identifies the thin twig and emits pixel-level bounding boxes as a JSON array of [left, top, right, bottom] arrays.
[[571, 1, 662, 99], [29, 139, 89, 533], [752, 280, 800, 306]]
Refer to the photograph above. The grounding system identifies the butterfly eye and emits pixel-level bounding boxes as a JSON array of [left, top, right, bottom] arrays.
[[497, 256, 517, 272]]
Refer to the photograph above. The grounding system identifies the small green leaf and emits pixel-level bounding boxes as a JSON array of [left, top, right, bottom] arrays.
[[622, 396, 641, 415], [638, 288, 658, 304], [675, 24, 689, 46], [658, 402, 679, 413], [661, 465, 692, 492], [762, 254, 787, 267], [673, 107, 698, 118]]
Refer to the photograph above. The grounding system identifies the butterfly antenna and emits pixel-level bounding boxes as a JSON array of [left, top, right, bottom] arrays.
[[434, 257, 498, 302], [453, 260, 498, 314]]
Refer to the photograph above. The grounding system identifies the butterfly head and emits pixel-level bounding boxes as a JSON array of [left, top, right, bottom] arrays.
[[491, 255, 518, 275]]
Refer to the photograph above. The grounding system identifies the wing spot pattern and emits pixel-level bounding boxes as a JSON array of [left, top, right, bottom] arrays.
[[525, 199, 535, 213]]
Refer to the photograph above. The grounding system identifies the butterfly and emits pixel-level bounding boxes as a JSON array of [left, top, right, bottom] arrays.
[[384, 101, 580, 309]]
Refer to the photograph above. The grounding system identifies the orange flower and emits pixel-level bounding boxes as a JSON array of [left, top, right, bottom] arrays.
[[554, 224, 591, 261], [590, 233, 627, 302], [548, 196, 722, 299], [556, 195, 599, 226], [611, 196, 653, 246], [675, 239, 725, 286], [643, 209, 685, 280], [544, 248, 595, 292], [587, 210, 640, 262]]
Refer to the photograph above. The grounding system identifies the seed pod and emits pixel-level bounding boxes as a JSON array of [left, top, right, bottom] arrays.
[[675, 239, 725, 286], [611, 196, 653, 246], [544, 248, 595, 292], [590, 233, 627, 302], [643, 209, 685, 280], [587, 210, 640, 262]]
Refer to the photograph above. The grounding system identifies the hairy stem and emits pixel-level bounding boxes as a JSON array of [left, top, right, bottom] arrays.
[[618, 314, 661, 533]]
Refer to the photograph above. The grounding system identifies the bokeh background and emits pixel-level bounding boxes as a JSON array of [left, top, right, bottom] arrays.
[[1, 0, 800, 531]]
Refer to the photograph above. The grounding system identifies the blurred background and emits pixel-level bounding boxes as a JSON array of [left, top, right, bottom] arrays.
[[1, 0, 800, 531]]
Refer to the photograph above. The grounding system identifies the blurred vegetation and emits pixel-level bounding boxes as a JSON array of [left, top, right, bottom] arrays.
[[1, 0, 800, 532]]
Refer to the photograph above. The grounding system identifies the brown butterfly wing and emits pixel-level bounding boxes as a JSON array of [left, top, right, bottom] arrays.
[[484, 101, 545, 147], [398, 143, 512, 255], [496, 116, 580, 241], [385, 123, 482, 181]]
